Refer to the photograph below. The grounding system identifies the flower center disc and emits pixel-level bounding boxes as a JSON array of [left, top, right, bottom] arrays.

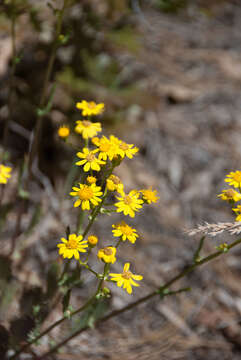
[[122, 270, 132, 280], [103, 248, 113, 255], [112, 176, 120, 185], [88, 102, 96, 109], [120, 225, 132, 236], [82, 120, 92, 127], [86, 153, 96, 162], [67, 239, 78, 249], [226, 189, 235, 198], [78, 186, 93, 200], [124, 195, 132, 205]]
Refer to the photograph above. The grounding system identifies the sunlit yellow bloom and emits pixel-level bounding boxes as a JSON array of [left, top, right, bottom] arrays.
[[115, 190, 143, 217], [70, 183, 103, 210], [76, 100, 105, 116], [141, 188, 159, 204], [88, 235, 98, 247], [218, 189, 241, 202], [112, 221, 138, 244], [233, 205, 241, 221], [76, 148, 105, 172], [57, 234, 88, 260], [110, 263, 143, 294], [98, 246, 116, 264], [0, 164, 12, 184], [106, 174, 124, 193], [75, 120, 102, 139], [117, 140, 139, 159], [87, 176, 97, 184], [91, 137, 100, 146], [58, 125, 70, 139], [225, 171, 241, 188], [96, 136, 113, 160]]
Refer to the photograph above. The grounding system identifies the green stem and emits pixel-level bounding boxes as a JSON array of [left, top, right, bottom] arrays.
[[64, 155, 79, 196], [9, 278, 102, 360], [3, 2, 17, 154], [81, 163, 116, 240], [58, 259, 71, 283], [193, 235, 205, 262], [79, 260, 99, 278], [82, 187, 108, 239], [77, 210, 85, 235], [28, 0, 69, 174], [37, 237, 241, 359]]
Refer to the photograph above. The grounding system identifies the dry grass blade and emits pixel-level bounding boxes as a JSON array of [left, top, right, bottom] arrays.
[[186, 222, 241, 237]]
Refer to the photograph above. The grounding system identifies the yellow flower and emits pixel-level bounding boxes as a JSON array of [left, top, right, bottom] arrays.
[[76, 148, 105, 172], [233, 205, 241, 221], [0, 164, 12, 184], [58, 125, 70, 139], [98, 246, 116, 264], [75, 120, 102, 139], [117, 140, 139, 159], [109, 263, 143, 294], [76, 100, 105, 116], [225, 171, 241, 188], [141, 188, 159, 204], [96, 136, 113, 161], [106, 175, 124, 193], [115, 190, 143, 218], [57, 234, 88, 260], [70, 183, 103, 210], [112, 221, 138, 244], [87, 176, 97, 184], [91, 137, 100, 146], [218, 189, 241, 202], [88, 235, 98, 247]]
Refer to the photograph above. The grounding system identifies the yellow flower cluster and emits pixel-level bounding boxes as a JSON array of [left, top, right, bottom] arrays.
[[0, 164, 12, 184], [218, 170, 241, 221], [56, 100, 159, 294]]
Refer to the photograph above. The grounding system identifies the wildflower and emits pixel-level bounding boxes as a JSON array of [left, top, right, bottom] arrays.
[[57, 234, 88, 260], [58, 125, 70, 139], [232, 205, 241, 221], [117, 140, 139, 159], [106, 175, 124, 193], [225, 171, 241, 189], [88, 235, 98, 247], [87, 176, 97, 184], [75, 120, 102, 139], [109, 263, 143, 294], [70, 183, 103, 210], [141, 188, 159, 204], [96, 136, 113, 161], [112, 221, 138, 244], [76, 100, 105, 116], [76, 148, 105, 172], [115, 190, 143, 217], [0, 164, 12, 184], [98, 246, 116, 264], [218, 189, 241, 202], [91, 137, 100, 146]]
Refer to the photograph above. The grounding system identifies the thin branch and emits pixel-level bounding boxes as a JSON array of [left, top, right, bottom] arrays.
[[36, 236, 241, 359]]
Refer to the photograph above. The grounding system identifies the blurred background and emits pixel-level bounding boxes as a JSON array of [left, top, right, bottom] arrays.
[[1, 0, 241, 359]]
